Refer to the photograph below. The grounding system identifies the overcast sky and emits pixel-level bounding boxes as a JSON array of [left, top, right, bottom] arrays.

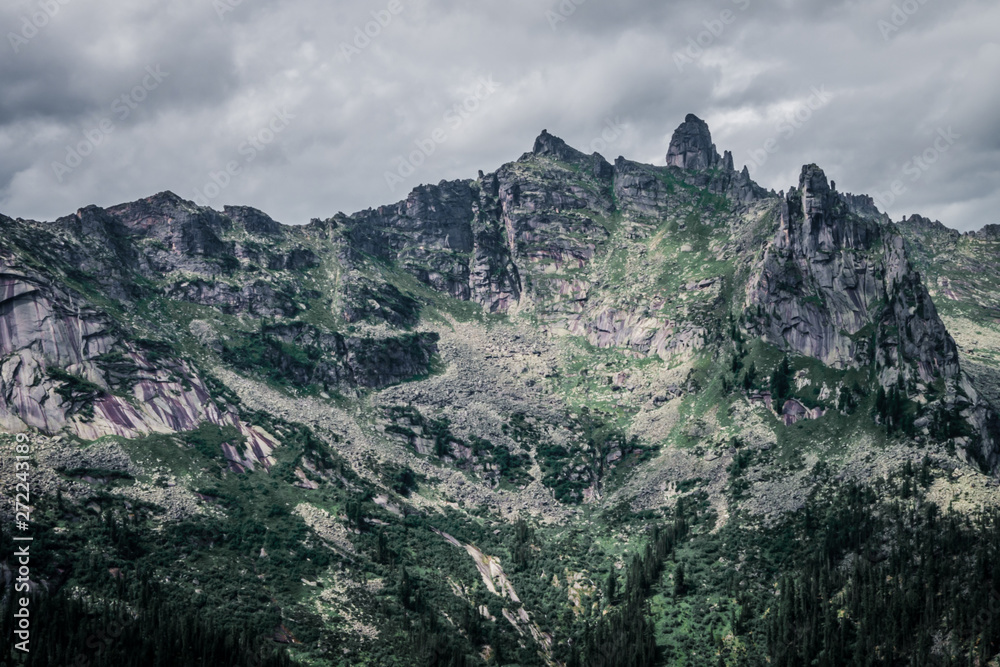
[[1, 0, 997, 231]]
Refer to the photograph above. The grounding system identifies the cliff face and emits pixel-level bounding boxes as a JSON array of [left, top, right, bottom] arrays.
[[0, 190, 443, 449], [0, 262, 117, 433], [337, 178, 525, 312], [894, 213, 1000, 467], [105, 191, 233, 273], [343, 182, 478, 300], [0, 250, 277, 467], [747, 165, 896, 370], [331, 122, 996, 469], [469, 172, 521, 313], [333, 116, 759, 327], [745, 165, 998, 466], [332, 128, 615, 318]]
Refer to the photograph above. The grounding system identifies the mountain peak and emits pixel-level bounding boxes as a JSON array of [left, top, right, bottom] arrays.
[[666, 113, 721, 170], [799, 163, 830, 194], [143, 190, 190, 208], [798, 164, 833, 220], [532, 129, 588, 162]]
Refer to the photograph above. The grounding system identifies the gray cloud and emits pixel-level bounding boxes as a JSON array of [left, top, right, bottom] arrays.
[[0, 0, 996, 231]]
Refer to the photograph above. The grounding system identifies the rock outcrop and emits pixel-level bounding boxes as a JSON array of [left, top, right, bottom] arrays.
[[0, 257, 277, 465], [167, 278, 303, 318], [345, 181, 478, 299], [747, 165, 954, 377], [252, 322, 439, 390], [662, 115, 766, 204], [470, 173, 521, 313], [666, 114, 721, 170], [972, 224, 1000, 241], [747, 164, 998, 466], [840, 192, 888, 223], [106, 191, 233, 273], [224, 205, 285, 236]]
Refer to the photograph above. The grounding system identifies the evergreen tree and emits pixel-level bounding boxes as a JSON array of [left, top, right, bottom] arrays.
[[605, 571, 618, 605], [769, 355, 793, 410], [673, 562, 686, 597]]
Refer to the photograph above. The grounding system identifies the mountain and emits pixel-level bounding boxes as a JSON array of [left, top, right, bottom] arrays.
[[3, 115, 1000, 666]]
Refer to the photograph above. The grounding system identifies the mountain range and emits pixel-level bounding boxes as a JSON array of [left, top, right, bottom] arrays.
[[2, 113, 1000, 666]]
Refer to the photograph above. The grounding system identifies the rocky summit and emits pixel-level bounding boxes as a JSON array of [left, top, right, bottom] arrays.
[[3, 115, 1000, 666], [666, 113, 722, 170]]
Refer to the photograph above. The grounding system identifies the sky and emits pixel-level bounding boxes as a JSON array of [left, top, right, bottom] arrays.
[[1, 0, 998, 231]]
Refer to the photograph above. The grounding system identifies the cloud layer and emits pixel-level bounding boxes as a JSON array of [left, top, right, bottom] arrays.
[[1, 0, 997, 230]]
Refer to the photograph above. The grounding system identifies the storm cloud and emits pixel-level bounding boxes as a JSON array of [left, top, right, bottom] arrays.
[[1, 0, 997, 230]]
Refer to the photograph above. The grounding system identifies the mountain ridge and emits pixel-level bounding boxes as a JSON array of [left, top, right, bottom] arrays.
[[3, 113, 1000, 666], [2, 113, 997, 464]]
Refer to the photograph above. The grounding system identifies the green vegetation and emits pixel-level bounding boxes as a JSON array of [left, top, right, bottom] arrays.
[[769, 354, 792, 411], [382, 462, 420, 496], [763, 485, 1000, 666], [47, 367, 104, 420], [385, 405, 533, 486], [505, 408, 654, 504], [343, 277, 422, 328], [874, 380, 916, 436], [184, 422, 245, 459], [1, 579, 294, 667], [574, 516, 689, 666], [220, 323, 437, 394], [221, 329, 324, 388]]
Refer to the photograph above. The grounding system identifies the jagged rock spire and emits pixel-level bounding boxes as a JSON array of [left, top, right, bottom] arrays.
[[722, 150, 734, 172], [799, 163, 834, 225], [778, 164, 876, 255], [666, 114, 721, 170]]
